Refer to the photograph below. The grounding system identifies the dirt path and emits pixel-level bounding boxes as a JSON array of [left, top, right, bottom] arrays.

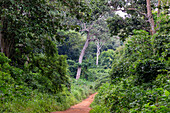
[[51, 92, 97, 113]]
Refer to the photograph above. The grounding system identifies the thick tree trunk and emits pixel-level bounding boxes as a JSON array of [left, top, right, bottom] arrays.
[[146, 0, 156, 35], [0, 19, 14, 57], [0, 36, 12, 57], [76, 32, 90, 79]]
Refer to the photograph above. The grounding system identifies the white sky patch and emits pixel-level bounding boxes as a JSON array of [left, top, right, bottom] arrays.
[[115, 11, 128, 18]]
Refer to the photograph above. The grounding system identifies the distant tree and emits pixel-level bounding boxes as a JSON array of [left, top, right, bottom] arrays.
[[90, 18, 111, 65], [75, 0, 111, 79]]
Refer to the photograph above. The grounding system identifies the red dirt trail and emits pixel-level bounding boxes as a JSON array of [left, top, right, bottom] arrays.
[[51, 92, 97, 113]]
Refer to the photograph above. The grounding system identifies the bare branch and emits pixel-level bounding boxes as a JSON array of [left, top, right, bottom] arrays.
[[63, 0, 72, 8], [80, 23, 89, 32]]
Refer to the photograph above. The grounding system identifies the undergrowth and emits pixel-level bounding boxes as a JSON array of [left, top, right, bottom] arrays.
[[90, 29, 170, 113], [90, 75, 170, 113], [0, 78, 95, 113]]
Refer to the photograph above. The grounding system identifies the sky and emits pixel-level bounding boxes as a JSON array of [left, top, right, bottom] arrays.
[[115, 11, 128, 18]]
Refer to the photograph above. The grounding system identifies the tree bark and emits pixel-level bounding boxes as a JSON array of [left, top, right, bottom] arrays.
[[0, 19, 3, 53], [156, 0, 161, 30], [95, 39, 105, 65], [0, 32, 2, 52], [157, 0, 161, 17], [0, 18, 14, 57], [96, 41, 100, 65], [76, 32, 90, 79], [0, 32, 11, 57], [146, 0, 156, 35]]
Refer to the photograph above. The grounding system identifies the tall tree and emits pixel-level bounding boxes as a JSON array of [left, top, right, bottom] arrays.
[[91, 17, 110, 65], [95, 39, 105, 65], [75, 0, 110, 79], [76, 22, 96, 79]]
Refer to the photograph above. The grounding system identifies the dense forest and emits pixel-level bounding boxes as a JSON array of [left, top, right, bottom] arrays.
[[0, 0, 169, 113]]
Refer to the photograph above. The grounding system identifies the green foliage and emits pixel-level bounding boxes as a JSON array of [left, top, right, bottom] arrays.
[[0, 0, 61, 58], [91, 15, 169, 112], [91, 74, 170, 113], [110, 30, 169, 84], [88, 67, 110, 89], [0, 0, 106, 112], [99, 49, 114, 69], [67, 59, 92, 79], [0, 52, 95, 113], [0, 53, 31, 103], [67, 59, 77, 78], [57, 30, 85, 61], [107, 14, 149, 41], [23, 52, 68, 93], [134, 59, 166, 85], [0, 78, 95, 113], [0, 49, 71, 112]]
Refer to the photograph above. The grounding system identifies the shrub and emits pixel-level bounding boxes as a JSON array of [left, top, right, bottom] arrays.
[[91, 75, 170, 113], [134, 59, 166, 85], [91, 29, 170, 113], [24, 53, 68, 93]]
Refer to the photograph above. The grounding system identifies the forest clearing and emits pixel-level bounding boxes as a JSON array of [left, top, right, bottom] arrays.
[[0, 0, 169, 113]]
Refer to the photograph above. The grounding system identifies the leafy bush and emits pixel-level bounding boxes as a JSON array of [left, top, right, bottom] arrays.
[[99, 49, 114, 69], [67, 59, 77, 78], [134, 59, 166, 85], [110, 30, 169, 85], [91, 75, 170, 113], [91, 29, 170, 112], [0, 53, 31, 102], [1, 50, 94, 112], [0, 78, 95, 113], [88, 67, 110, 88], [24, 53, 68, 93]]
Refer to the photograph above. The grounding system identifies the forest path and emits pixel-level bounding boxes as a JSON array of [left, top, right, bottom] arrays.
[[51, 92, 97, 113]]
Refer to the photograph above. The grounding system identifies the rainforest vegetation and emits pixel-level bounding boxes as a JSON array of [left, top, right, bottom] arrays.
[[0, 0, 169, 113]]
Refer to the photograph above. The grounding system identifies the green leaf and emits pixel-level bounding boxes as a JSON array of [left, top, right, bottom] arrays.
[[10, 0, 15, 4], [145, 103, 150, 108], [164, 90, 169, 97]]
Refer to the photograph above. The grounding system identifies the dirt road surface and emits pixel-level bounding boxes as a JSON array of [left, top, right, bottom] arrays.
[[51, 92, 97, 113]]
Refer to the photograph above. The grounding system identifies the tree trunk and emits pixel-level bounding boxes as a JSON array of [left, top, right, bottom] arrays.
[[0, 34, 12, 57], [0, 18, 14, 57], [0, 20, 3, 53], [156, 0, 161, 30], [96, 41, 100, 65], [76, 32, 90, 79], [96, 52, 99, 65], [0, 32, 2, 52], [146, 0, 156, 35], [157, 0, 161, 17]]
